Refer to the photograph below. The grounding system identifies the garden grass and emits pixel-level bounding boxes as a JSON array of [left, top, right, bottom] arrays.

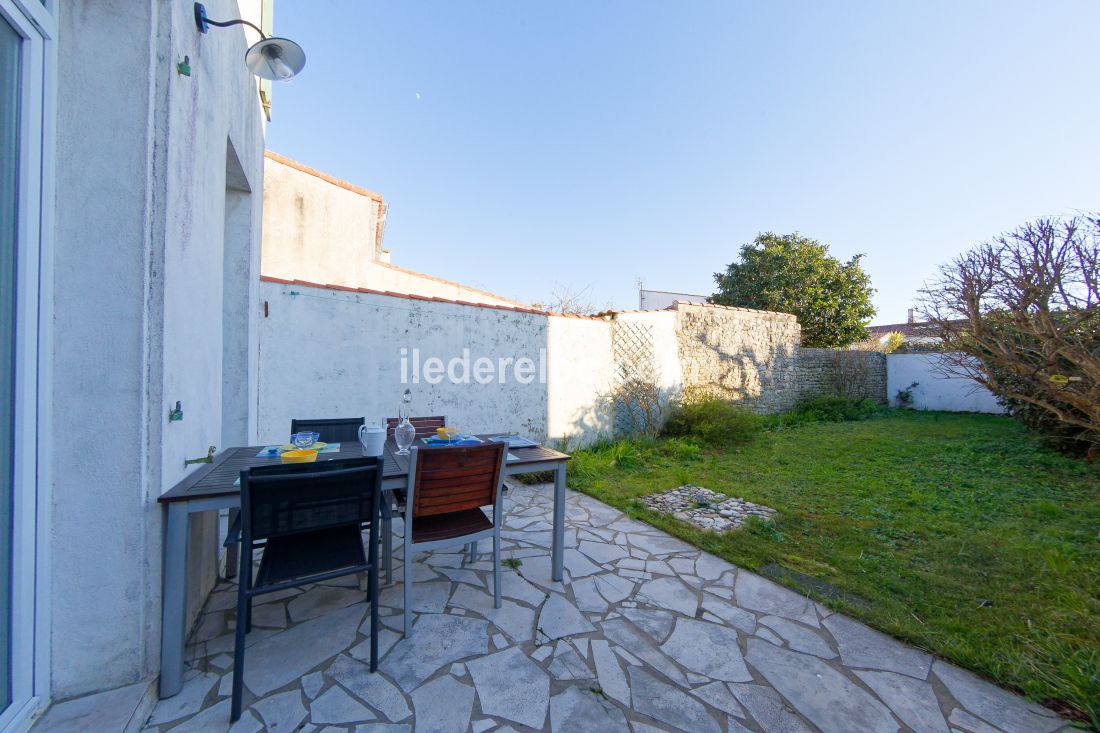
[[567, 410, 1100, 727]]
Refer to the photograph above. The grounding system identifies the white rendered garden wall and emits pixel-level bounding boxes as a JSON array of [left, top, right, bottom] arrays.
[[887, 353, 1005, 413]]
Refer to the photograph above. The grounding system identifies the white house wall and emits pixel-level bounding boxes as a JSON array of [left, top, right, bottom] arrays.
[[50, 0, 266, 699]]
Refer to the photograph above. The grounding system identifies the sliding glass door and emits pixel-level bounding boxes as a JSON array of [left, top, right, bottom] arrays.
[[0, 0, 52, 728], [0, 11, 18, 716]]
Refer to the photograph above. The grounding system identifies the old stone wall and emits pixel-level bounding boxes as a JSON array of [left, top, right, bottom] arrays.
[[672, 303, 803, 412], [797, 348, 888, 403]]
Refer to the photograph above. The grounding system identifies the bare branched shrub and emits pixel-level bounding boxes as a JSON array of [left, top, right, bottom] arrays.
[[825, 350, 873, 399], [610, 321, 672, 437], [533, 283, 612, 316], [919, 215, 1100, 451]]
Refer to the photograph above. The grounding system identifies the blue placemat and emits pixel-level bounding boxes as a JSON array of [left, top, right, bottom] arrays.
[[255, 442, 341, 458], [421, 435, 483, 446]]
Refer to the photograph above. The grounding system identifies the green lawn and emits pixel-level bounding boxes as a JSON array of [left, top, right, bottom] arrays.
[[565, 410, 1100, 728]]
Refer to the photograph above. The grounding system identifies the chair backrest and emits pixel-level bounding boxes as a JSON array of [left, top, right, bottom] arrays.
[[290, 417, 365, 443], [385, 415, 446, 438], [407, 443, 506, 519], [240, 457, 381, 543]]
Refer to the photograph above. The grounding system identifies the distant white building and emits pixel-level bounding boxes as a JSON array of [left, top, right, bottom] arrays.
[[639, 288, 709, 310]]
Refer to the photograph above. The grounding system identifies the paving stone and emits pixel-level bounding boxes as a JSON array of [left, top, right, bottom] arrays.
[[166, 700, 257, 732], [243, 604, 364, 696], [548, 642, 593, 680], [253, 690, 308, 732], [636, 577, 698, 617], [325, 655, 411, 722], [218, 672, 233, 698], [627, 666, 722, 733], [856, 670, 950, 733], [471, 720, 494, 733], [591, 640, 630, 707], [449, 584, 536, 642], [466, 647, 550, 729], [602, 618, 687, 686], [948, 708, 1004, 733], [756, 626, 783, 645], [191, 613, 227, 643], [744, 638, 897, 733], [515, 555, 567, 592], [577, 540, 630, 564], [694, 553, 736, 581], [630, 724, 673, 733], [378, 614, 489, 691], [435, 566, 486, 588], [209, 654, 233, 671], [537, 593, 595, 642], [204, 627, 280, 657], [593, 573, 635, 604], [564, 548, 603, 577], [33, 680, 152, 733], [548, 686, 630, 733], [310, 686, 375, 725], [934, 661, 1062, 733], [627, 533, 697, 557], [705, 586, 735, 600], [571, 576, 611, 613], [758, 615, 837, 659], [349, 628, 401, 665], [822, 613, 932, 678], [531, 645, 554, 661], [735, 573, 818, 627], [661, 618, 752, 682], [645, 560, 675, 575], [700, 596, 757, 634], [379, 580, 451, 614], [250, 602, 288, 629], [409, 675, 474, 733], [621, 608, 675, 643], [728, 683, 816, 733], [500, 570, 548, 606], [354, 724, 411, 733], [287, 586, 367, 622], [690, 680, 746, 718], [302, 672, 324, 700], [148, 672, 219, 725]]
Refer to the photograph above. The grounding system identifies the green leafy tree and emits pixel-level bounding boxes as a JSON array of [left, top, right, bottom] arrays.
[[711, 232, 876, 347]]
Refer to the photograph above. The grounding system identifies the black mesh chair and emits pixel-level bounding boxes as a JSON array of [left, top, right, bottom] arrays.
[[291, 416, 366, 443], [223, 417, 368, 563], [229, 457, 382, 723]]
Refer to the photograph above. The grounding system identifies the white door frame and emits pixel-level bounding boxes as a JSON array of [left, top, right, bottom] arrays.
[[0, 0, 55, 731]]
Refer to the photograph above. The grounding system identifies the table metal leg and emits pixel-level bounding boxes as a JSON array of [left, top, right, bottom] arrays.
[[551, 464, 566, 582], [224, 508, 240, 579], [159, 502, 189, 698]]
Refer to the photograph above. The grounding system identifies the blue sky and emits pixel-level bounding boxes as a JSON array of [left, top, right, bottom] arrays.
[[266, 1, 1099, 324]]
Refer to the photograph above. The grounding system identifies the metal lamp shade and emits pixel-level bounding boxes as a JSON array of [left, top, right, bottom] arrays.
[[245, 37, 306, 81]]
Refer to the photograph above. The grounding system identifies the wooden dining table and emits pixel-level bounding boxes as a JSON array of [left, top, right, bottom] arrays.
[[155, 435, 570, 699]]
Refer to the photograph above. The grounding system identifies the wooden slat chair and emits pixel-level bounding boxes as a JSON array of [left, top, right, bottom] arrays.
[[385, 415, 447, 438], [401, 442, 507, 635], [380, 415, 447, 583]]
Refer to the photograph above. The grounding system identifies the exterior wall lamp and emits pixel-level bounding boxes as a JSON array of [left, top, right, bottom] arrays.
[[193, 2, 306, 82]]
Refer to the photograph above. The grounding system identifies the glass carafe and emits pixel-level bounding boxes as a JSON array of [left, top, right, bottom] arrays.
[[394, 389, 416, 455]]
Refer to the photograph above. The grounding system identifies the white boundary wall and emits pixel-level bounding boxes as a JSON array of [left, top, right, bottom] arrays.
[[887, 353, 1005, 413]]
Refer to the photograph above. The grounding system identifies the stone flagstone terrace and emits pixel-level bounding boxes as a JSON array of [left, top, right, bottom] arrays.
[[141, 483, 1072, 733]]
